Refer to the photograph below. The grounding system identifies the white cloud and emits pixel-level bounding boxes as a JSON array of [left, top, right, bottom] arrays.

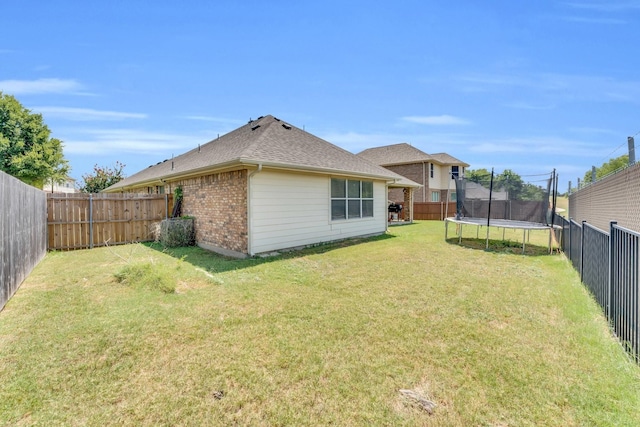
[[183, 115, 244, 125], [505, 102, 556, 110], [457, 72, 640, 103], [562, 16, 626, 24], [402, 115, 470, 125], [33, 106, 147, 121], [468, 136, 609, 157], [320, 131, 405, 152], [63, 128, 203, 155], [0, 78, 86, 95], [568, 126, 620, 135], [564, 1, 640, 12]]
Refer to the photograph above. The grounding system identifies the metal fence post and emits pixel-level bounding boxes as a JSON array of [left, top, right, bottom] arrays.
[[608, 221, 617, 321], [568, 217, 573, 262], [581, 220, 586, 282]]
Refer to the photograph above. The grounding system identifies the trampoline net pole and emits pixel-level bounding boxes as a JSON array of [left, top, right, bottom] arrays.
[[485, 168, 494, 249]]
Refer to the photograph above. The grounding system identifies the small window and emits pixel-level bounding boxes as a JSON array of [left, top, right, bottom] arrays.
[[431, 191, 439, 202], [430, 163, 434, 179], [451, 165, 459, 179], [331, 178, 374, 220], [450, 192, 457, 202]]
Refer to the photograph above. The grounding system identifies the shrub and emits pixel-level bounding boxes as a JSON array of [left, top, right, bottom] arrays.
[[160, 218, 195, 247]]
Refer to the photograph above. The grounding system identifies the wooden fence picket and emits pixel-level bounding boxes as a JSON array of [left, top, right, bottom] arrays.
[[46, 193, 172, 250]]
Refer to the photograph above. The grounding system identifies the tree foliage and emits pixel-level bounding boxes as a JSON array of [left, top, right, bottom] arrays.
[[466, 168, 492, 184], [582, 154, 629, 184], [0, 92, 69, 187], [465, 168, 547, 201], [79, 162, 126, 193]]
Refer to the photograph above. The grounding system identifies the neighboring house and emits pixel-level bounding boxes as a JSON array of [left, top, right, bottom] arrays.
[[462, 181, 507, 200], [104, 115, 420, 257], [44, 176, 77, 193], [356, 143, 469, 203]]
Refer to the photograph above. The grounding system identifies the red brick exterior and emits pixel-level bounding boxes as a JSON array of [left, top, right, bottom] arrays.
[[385, 163, 429, 202], [174, 170, 248, 254]]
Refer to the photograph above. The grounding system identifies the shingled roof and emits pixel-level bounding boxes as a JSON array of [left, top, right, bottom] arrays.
[[430, 152, 470, 167], [357, 143, 469, 167], [357, 143, 433, 166], [106, 115, 420, 191]]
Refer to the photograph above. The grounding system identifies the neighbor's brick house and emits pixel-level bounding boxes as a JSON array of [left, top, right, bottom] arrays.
[[357, 143, 469, 204], [105, 115, 420, 257]]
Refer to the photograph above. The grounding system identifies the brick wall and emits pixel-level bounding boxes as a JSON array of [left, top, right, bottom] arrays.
[[569, 162, 640, 232], [385, 163, 428, 202], [175, 170, 248, 254]]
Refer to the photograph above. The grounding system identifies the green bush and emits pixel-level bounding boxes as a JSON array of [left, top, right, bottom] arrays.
[[114, 263, 176, 293]]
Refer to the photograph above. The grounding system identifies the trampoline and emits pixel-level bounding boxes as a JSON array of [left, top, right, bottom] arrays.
[[445, 169, 560, 254]]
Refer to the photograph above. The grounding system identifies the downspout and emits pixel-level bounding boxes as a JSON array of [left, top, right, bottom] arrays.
[[247, 164, 263, 255]]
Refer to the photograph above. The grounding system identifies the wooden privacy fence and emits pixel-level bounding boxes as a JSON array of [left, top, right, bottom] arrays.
[[47, 193, 173, 250], [1, 171, 47, 311], [413, 202, 456, 220]]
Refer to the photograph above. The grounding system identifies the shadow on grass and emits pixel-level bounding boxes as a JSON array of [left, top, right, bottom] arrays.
[[445, 237, 560, 257], [145, 232, 397, 274]]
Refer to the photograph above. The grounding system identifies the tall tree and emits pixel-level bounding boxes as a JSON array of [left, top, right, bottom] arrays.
[[494, 169, 524, 198], [466, 168, 492, 185], [0, 92, 69, 187], [79, 162, 126, 193], [583, 154, 629, 184]]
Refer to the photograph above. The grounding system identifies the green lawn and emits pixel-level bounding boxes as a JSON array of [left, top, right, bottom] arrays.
[[1, 221, 639, 426]]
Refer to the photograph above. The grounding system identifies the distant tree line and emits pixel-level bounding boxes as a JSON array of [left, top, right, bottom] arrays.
[[464, 168, 549, 201]]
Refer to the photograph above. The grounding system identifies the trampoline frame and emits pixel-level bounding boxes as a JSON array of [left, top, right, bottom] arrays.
[[445, 168, 560, 254], [445, 217, 560, 254]]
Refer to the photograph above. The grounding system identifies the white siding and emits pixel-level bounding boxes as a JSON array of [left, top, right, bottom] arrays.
[[249, 170, 388, 255], [430, 163, 443, 190]]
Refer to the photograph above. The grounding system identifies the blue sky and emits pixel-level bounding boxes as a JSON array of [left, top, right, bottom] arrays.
[[2, 1, 639, 192]]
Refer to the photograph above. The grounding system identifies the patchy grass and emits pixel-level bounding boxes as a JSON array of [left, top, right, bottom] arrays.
[[556, 195, 569, 217], [1, 221, 639, 426], [114, 262, 177, 294]]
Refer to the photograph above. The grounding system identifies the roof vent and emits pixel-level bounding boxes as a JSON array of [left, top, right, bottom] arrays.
[[282, 123, 292, 130], [251, 124, 261, 131]]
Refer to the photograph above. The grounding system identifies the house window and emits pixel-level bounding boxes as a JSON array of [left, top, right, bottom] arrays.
[[430, 163, 434, 179], [451, 165, 459, 179], [450, 192, 457, 202], [431, 191, 439, 202], [331, 178, 374, 220]]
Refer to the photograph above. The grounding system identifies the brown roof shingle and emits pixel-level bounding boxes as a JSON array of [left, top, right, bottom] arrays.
[[106, 115, 421, 191], [357, 143, 469, 167]]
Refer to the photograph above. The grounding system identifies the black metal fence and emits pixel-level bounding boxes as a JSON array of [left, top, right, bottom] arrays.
[[0, 171, 47, 311], [559, 216, 640, 362]]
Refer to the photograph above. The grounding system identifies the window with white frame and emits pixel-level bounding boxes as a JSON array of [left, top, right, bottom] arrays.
[[431, 191, 439, 202], [331, 178, 374, 220]]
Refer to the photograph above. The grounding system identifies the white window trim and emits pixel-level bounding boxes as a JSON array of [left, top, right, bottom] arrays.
[[330, 178, 374, 221]]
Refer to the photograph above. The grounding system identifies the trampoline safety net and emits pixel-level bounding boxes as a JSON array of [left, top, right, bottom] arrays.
[[454, 171, 555, 226]]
